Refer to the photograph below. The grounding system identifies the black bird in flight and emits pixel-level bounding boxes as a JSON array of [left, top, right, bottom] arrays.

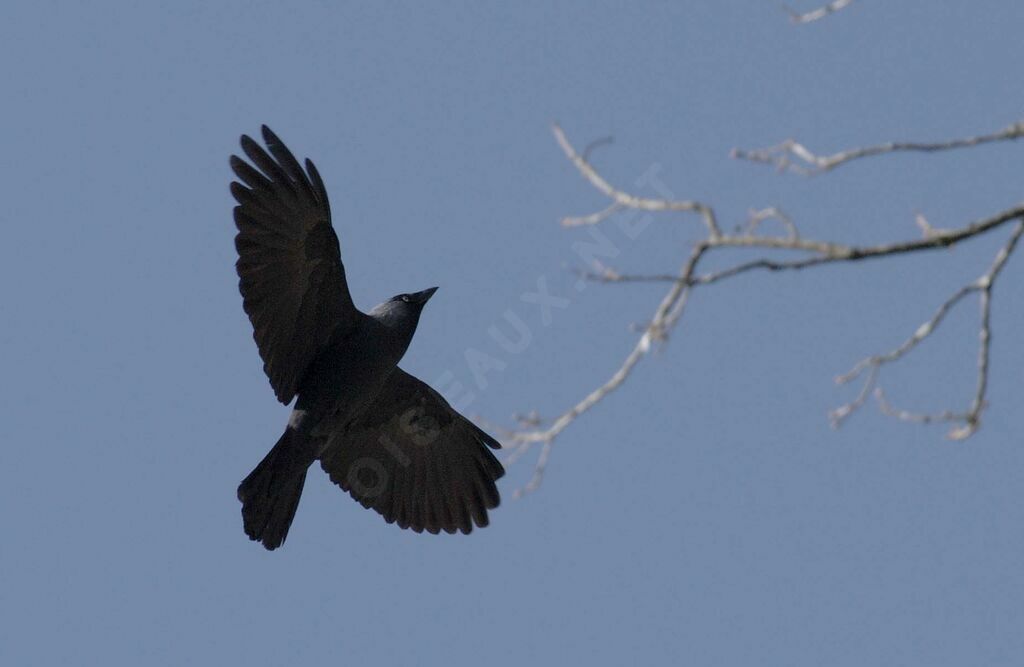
[[230, 126, 504, 550]]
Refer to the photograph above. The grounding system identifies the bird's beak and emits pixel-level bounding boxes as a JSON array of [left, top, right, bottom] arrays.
[[413, 286, 439, 304]]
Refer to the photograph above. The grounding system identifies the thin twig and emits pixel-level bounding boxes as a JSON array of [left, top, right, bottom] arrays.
[[829, 365, 878, 428], [744, 207, 799, 240], [732, 120, 1024, 175], [874, 388, 969, 429], [783, 0, 856, 24], [553, 123, 721, 237]]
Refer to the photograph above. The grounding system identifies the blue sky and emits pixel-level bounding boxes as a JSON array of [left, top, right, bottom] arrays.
[[3, 2, 1024, 665]]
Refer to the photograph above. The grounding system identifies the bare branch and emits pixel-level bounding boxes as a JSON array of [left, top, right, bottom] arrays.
[[580, 206, 1024, 288], [577, 269, 680, 285], [552, 123, 721, 237], [832, 221, 1022, 438], [732, 120, 1024, 175], [743, 207, 799, 240], [502, 126, 1024, 495], [833, 284, 978, 389], [581, 135, 614, 162], [784, 0, 856, 24], [829, 365, 878, 429], [874, 388, 970, 429]]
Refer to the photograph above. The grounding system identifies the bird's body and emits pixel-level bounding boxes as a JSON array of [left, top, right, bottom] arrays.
[[296, 306, 418, 438], [231, 126, 503, 550]]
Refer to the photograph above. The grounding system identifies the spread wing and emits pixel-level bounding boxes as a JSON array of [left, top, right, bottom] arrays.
[[230, 125, 362, 404], [319, 368, 504, 534]]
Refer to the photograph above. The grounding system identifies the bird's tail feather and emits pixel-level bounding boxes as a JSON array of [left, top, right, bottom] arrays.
[[238, 429, 308, 550]]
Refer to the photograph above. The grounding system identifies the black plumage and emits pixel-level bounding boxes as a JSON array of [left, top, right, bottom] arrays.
[[231, 126, 503, 549]]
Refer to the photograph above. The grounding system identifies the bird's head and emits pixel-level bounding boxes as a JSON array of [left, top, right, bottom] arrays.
[[370, 286, 438, 330], [392, 286, 439, 308]]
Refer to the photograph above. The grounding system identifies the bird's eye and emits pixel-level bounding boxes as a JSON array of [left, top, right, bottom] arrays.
[[400, 295, 411, 303]]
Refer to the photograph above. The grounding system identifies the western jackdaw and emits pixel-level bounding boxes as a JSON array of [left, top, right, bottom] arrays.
[[230, 126, 504, 550]]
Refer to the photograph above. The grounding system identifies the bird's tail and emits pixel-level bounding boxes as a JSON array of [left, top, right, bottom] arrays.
[[237, 429, 308, 550]]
